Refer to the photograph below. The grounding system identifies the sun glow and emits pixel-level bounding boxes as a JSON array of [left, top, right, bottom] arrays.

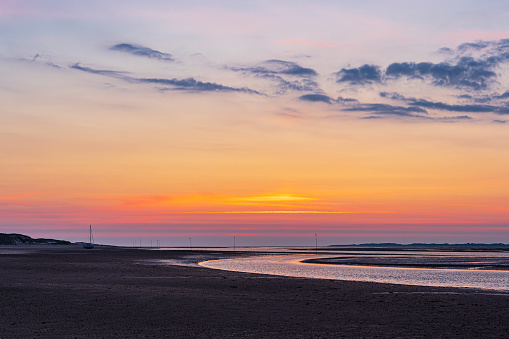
[[230, 194, 317, 202], [181, 210, 349, 214]]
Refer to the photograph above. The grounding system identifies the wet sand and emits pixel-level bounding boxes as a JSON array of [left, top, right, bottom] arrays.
[[1, 246, 509, 338]]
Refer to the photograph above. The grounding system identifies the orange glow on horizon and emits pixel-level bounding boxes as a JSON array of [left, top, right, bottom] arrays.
[[229, 194, 318, 203]]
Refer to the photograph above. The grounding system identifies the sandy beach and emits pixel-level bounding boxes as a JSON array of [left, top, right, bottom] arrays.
[[1, 246, 509, 338]]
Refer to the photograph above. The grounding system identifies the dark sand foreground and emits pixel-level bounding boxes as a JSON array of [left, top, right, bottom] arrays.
[[1, 246, 509, 338]]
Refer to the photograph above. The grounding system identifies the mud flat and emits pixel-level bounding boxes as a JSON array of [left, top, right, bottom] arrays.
[[1, 246, 508, 338]]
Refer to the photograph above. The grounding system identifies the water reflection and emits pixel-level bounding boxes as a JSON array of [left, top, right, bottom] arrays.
[[199, 253, 509, 291]]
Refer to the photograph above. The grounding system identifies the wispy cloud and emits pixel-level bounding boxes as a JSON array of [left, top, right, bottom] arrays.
[[342, 103, 428, 118], [298, 94, 335, 104], [299, 92, 483, 121], [380, 92, 509, 114], [435, 115, 473, 121], [269, 76, 320, 94], [463, 90, 509, 103], [49, 38, 509, 121], [20, 53, 62, 69], [135, 77, 261, 94], [230, 59, 320, 94], [70, 63, 127, 77], [110, 43, 174, 62], [298, 94, 360, 105], [70, 63, 261, 94], [233, 59, 317, 77], [409, 99, 505, 114]]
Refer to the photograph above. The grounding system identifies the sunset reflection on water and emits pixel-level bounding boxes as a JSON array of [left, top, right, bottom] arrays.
[[199, 252, 509, 292]]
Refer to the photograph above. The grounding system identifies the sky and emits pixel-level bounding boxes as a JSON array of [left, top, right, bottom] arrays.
[[1, 0, 509, 246]]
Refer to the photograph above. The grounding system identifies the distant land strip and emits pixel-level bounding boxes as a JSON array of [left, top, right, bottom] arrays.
[[0, 233, 71, 246], [329, 243, 509, 248]]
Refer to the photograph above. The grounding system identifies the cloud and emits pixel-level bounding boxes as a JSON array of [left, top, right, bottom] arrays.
[[71, 64, 261, 94], [265, 59, 317, 76], [496, 105, 509, 114], [456, 39, 509, 62], [20, 53, 62, 69], [230, 59, 319, 94], [135, 77, 261, 94], [359, 116, 383, 120], [457, 41, 493, 52], [358, 114, 473, 121], [357, 112, 472, 122], [110, 43, 174, 62], [336, 39, 509, 90], [270, 76, 320, 93], [408, 99, 499, 113], [380, 92, 509, 115], [239, 59, 317, 77], [492, 120, 507, 124], [465, 91, 509, 103], [336, 96, 359, 104], [437, 47, 454, 55], [70, 63, 127, 77], [342, 103, 428, 118], [298, 94, 363, 106], [301, 92, 477, 121], [436, 115, 473, 121], [335, 64, 382, 85], [496, 91, 509, 99], [379, 91, 406, 100], [385, 58, 497, 90], [299, 92, 478, 120], [490, 91, 509, 101], [298, 94, 334, 104]]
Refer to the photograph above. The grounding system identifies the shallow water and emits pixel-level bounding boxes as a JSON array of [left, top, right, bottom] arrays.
[[199, 253, 509, 292]]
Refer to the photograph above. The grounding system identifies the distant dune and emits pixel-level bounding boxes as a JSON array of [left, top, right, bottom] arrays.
[[0, 233, 71, 246]]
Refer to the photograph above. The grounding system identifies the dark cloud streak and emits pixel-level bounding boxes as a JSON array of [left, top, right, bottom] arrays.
[[298, 94, 334, 104], [110, 43, 174, 62], [379, 91, 509, 115], [298, 94, 359, 104], [408, 99, 497, 113], [70, 63, 127, 77], [134, 77, 260, 94], [233, 59, 317, 77], [70, 64, 261, 94], [342, 103, 428, 118]]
